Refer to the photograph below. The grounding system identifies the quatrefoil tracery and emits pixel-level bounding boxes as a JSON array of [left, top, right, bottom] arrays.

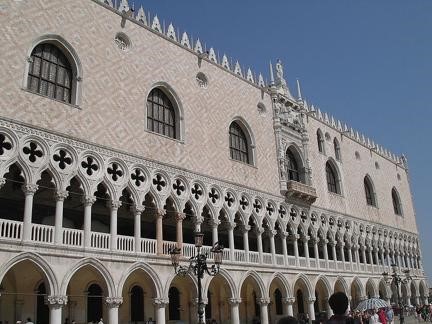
[[107, 163, 123, 182], [191, 183, 203, 200], [209, 188, 219, 204], [0, 134, 12, 156], [81, 156, 99, 176], [239, 196, 249, 210], [153, 174, 166, 192], [53, 149, 72, 170], [173, 179, 185, 196], [23, 141, 43, 163], [131, 169, 145, 187], [224, 192, 234, 207]]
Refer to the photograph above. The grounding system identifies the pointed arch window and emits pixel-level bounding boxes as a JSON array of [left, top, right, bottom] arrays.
[[392, 188, 402, 215], [286, 149, 300, 182], [334, 138, 341, 161], [317, 130, 325, 154], [147, 88, 176, 138], [229, 121, 251, 164], [326, 161, 340, 194], [364, 176, 376, 206], [27, 43, 73, 103]]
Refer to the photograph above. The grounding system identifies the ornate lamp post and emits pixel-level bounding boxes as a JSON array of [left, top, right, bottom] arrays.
[[169, 232, 224, 324], [382, 264, 412, 324]]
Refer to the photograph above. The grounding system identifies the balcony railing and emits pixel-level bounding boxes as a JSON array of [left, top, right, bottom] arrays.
[[285, 180, 318, 203], [0, 219, 424, 276]]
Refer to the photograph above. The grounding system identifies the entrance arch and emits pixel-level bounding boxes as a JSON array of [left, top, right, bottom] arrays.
[[315, 276, 332, 318], [350, 278, 364, 310], [167, 274, 197, 323], [269, 273, 291, 323], [239, 272, 266, 324], [206, 272, 235, 323], [293, 275, 313, 320]]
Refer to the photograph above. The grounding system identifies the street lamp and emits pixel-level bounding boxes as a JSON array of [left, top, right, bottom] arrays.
[[169, 232, 224, 324], [382, 264, 412, 324]]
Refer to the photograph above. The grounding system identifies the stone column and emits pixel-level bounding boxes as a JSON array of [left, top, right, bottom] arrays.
[[257, 227, 264, 264], [347, 243, 353, 270], [361, 246, 367, 265], [307, 297, 316, 321], [313, 238, 319, 267], [368, 249, 374, 266], [153, 298, 168, 324], [54, 190, 68, 245], [303, 236, 310, 267], [381, 249, 386, 267], [156, 209, 165, 255], [242, 225, 251, 262], [331, 241, 337, 268], [323, 239, 329, 268], [374, 249, 380, 267], [110, 200, 121, 251], [228, 221, 236, 261], [415, 295, 420, 306], [83, 195, 96, 248], [259, 298, 270, 324], [270, 230, 276, 264], [281, 231, 288, 266], [282, 297, 295, 316], [293, 234, 300, 266], [211, 219, 221, 245], [133, 205, 144, 253], [175, 212, 186, 250], [106, 297, 123, 324], [325, 297, 333, 317], [339, 242, 345, 264], [228, 298, 241, 324], [22, 184, 38, 242], [47, 295, 68, 324]]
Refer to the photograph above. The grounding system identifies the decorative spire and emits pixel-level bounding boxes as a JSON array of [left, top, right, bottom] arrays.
[[269, 61, 275, 85], [166, 23, 176, 40], [274, 59, 294, 100], [296, 79, 302, 100], [208, 48, 217, 62], [234, 61, 243, 76], [181, 32, 190, 48], [194, 39, 203, 53], [151, 15, 161, 32], [258, 74, 265, 87], [136, 6, 147, 25], [118, 0, 130, 12], [246, 68, 254, 83], [221, 54, 230, 70]]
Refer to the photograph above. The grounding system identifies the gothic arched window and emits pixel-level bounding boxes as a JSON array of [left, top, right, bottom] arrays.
[[392, 188, 402, 215], [326, 161, 340, 194], [147, 88, 176, 138], [364, 176, 376, 206], [334, 138, 341, 161], [27, 43, 73, 103], [286, 149, 300, 182], [229, 121, 250, 164], [317, 129, 325, 154]]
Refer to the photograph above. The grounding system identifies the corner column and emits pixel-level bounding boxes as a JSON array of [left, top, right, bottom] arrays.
[[270, 230, 276, 264], [106, 297, 123, 324], [323, 239, 329, 269], [48, 295, 68, 324], [293, 234, 300, 266], [313, 238, 319, 268], [303, 236, 310, 267], [210, 219, 221, 245], [22, 184, 38, 242], [331, 241, 337, 268], [257, 227, 264, 264], [54, 190, 68, 245]]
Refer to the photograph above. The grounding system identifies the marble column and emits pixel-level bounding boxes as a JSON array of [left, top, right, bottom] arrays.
[[153, 298, 168, 324], [270, 230, 277, 264], [228, 221, 236, 261], [325, 297, 333, 317], [281, 231, 288, 266], [257, 227, 264, 264], [259, 298, 270, 324], [304, 236, 310, 267], [22, 184, 38, 242], [242, 225, 251, 262], [47, 296, 68, 324], [293, 234, 300, 266], [313, 238, 319, 267], [106, 297, 123, 324], [175, 212, 186, 251], [110, 200, 121, 251], [54, 190, 68, 245], [228, 298, 241, 324], [355, 245, 360, 269], [83, 195, 96, 248], [361, 246, 367, 266], [133, 205, 144, 253], [339, 242, 345, 264], [331, 241, 337, 268], [307, 297, 316, 321], [211, 219, 221, 245], [323, 239, 329, 268], [156, 209, 165, 255], [347, 244, 353, 271], [282, 297, 295, 316]]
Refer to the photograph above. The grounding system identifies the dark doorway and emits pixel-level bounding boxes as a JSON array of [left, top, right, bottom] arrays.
[[131, 285, 144, 322], [87, 284, 103, 323], [36, 282, 49, 324], [169, 286, 180, 320]]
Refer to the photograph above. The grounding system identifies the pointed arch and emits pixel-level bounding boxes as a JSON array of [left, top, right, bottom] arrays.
[[238, 270, 267, 298], [351, 277, 365, 297], [315, 275, 332, 298], [333, 137, 341, 161], [391, 187, 403, 215], [117, 262, 163, 298], [285, 144, 305, 183], [334, 276, 349, 294], [292, 273, 313, 298], [325, 159, 341, 194], [229, 117, 256, 166], [0, 252, 58, 295], [60, 258, 115, 297], [203, 268, 237, 299], [364, 175, 377, 207], [317, 129, 325, 154], [366, 278, 378, 298], [268, 272, 292, 298]]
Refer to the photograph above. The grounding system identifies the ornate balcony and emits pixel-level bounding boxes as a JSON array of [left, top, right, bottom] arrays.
[[284, 180, 318, 203]]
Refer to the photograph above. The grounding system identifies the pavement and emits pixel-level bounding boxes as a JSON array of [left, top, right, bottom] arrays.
[[394, 316, 430, 324]]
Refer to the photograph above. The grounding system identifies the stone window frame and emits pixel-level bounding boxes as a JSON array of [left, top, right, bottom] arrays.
[[391, 187, 403, 216], [23, 34, 83, 107], [228, 117, 256, 167], [364, 175, 378, 207]]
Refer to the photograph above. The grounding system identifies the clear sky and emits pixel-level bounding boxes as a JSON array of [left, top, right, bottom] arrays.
[[133, 0, 432, 282]]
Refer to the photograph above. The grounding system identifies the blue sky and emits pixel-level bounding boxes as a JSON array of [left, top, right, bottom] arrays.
[[133, 1, 432, 281]]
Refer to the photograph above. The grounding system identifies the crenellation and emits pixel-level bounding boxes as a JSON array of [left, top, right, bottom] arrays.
[[234, 61, 243, 77], [180, 31, 191, 48], [208, 47, 217, 63], [194, 38, 203, 54], [151, 15, 161, 32], [166, 23, 176, 41], [135, 6, 147, 25], [221, 54, 230, 70]]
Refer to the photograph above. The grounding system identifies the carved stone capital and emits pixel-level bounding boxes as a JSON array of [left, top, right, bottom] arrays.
[[282, 297, 295, 305], [228, 298, 242, 306], [280, 231, 289, 239], [105, 297, 123, 308], [47, 295, 68, 307], [131, 205, 145, 214], [258, 297, 270, 306], [227, 221, 237, 230], [22, 183, 38, 195], [307, 297, 316, 303], [109, 200, 122, 210], [175, 212, 186, 222], [255, 227, 264, 235], [156, 209, 166, 218], [241, 225, 251, 233], [83, 195, 96, 206], [269, 229, 277, 236], [0, 178, 6, 189], [209, 219, 221, 228], [153, 298, 169, 308], [55, 190, 69, 201]]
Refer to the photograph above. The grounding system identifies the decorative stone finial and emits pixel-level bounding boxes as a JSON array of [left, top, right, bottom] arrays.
[[208, 48, 217, 62], [234, 61, 243, 76], [118, 0, 130, 13], [194, 39, 203, 54], [246, 68, 254, 83], [274, 59, 294, 99], [136, 6, 147, 25], [181, 32, 191, 48], [258, 73, 265, 87], [151, 15, 161, 32], [166, 23, 176, 40], [221, 54, 230, 70]]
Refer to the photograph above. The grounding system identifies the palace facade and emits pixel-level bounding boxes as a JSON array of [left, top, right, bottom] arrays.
[[0, 0, 428, 323]]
